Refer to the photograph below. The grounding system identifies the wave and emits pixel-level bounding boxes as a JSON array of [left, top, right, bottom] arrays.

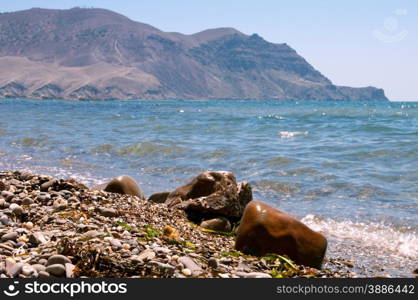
[[301, 214, 418, 259]]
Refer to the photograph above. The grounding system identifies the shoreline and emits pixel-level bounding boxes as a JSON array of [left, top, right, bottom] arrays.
[[0, 171, 413, 278], [1, 170, 414, 278]]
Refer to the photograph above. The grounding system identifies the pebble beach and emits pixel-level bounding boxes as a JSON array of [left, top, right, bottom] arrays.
[[0, 170, 373, 279]]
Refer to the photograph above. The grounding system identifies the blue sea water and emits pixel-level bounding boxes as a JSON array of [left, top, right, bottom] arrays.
[[0, 98, 417, 276]]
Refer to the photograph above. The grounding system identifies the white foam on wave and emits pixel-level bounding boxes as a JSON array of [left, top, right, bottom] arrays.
[[278, 131, 308, 138], [301, 214, 418, 259]]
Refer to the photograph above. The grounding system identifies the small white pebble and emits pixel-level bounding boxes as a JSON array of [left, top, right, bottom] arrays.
[[219, 273, 229, 278], [182, 268, 192, 276]]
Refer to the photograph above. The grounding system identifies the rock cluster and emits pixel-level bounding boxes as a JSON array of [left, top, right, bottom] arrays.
[[0, 170, 361, 278]]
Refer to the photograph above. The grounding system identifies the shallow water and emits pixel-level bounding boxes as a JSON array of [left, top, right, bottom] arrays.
[[1, 98, 417, 276]]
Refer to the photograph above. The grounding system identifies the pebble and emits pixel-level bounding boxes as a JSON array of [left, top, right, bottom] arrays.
[[23, 221, 34, 229], [53, 198, 68, 211], [110, 239, 122, 250], [38, 271, 50, 278], [22, 197, 34, 205], [0, 199, 5, 207], [29, 232, 47, 245], [40, 179, 57, 192], [22, 265, 36, 276], [46, 254, 72, 266], [122, 243, 131, 250], [10, 203, 24, 215], [181, 268, 192, 276], [45, 264, 66, 277], [1, 191, 14, 201], [131, 249, 156, 262], [1, 231, 18, 241], [178, 256, 203, 277], [0, 215, 11, 225], [96, 207, 119, 218], [32, 264, 46, 273]]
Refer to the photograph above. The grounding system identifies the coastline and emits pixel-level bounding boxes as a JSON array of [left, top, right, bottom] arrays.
[[1, 170, 414, 278]]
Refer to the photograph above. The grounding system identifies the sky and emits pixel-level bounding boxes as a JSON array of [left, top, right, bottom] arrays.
[[1, 0, 417, 101]]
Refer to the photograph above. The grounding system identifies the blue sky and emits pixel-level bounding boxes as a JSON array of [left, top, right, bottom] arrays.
[[1, 0, 417, 101]]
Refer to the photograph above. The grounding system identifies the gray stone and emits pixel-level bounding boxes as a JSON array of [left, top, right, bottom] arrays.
[[46, 254, 72, 266], [0, 215, 11, 226], [21, 265, 36, 276], [45, 264, 66, 277], [131, 249, 156, 262], [178, 256, 202, 277], [148, 261, 175, 276], [110, 239, 122, 250], [38, 271, 50, 278], [1, 231, 18, 242], [1, 191, 14, 201], [32, 264, 46, 273]]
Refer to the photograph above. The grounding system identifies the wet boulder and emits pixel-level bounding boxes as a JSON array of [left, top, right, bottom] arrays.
[[235, 201, 327, 269], [93, 175, 145, 199], [148, 191, 171, 204], [166, 171, 252, 221]]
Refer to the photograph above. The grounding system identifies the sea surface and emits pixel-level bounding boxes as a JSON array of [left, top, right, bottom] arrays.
[[1, 98, 417, 277]]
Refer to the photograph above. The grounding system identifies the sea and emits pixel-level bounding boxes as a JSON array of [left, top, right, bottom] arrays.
[[0, 98, 417, 277]]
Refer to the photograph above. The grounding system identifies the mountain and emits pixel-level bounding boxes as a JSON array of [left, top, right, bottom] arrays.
[[0, 7, 388, 101]]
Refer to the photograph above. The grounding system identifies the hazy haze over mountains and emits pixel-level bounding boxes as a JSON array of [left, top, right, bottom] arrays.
[[0, 7, 388, 101]]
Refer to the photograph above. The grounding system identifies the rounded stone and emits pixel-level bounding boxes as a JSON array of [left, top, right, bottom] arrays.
[[46, 254, 72, 266], [235, 201, 327, 269], [45, 264, 66, 277]]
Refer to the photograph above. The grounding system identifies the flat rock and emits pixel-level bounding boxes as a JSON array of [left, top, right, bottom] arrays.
[[46, 254, 72, 266], [178, 256, 202, 277], [131, 249, 156, 262]]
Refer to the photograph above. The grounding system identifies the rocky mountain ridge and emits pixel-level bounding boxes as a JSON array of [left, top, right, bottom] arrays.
[[0, 8, 388, 101]]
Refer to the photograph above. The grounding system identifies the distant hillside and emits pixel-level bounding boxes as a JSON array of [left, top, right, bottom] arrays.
[[0, 7, 388, 101]]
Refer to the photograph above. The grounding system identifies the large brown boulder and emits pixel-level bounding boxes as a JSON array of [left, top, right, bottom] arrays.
[[92, 175, 145, 199], [235, 201, 327, 268], [166, 171, 252, 221]]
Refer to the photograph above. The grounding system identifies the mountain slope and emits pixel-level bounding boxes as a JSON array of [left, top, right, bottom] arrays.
[[0, 7, 388, 101]]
